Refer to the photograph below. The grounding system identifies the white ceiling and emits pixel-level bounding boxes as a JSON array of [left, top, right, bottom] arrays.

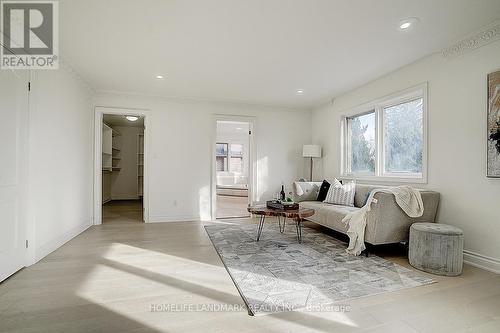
[[103, 114, 144, 128], [60, 0, 500, 109]]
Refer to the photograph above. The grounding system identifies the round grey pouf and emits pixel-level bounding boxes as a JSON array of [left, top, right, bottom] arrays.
[[409, 223, 464, 276]]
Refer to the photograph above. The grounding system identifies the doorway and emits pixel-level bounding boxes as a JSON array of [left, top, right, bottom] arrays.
[[101, 114, 144, 223], [214, 120, 252, 219], [94, 107, 149, 225]]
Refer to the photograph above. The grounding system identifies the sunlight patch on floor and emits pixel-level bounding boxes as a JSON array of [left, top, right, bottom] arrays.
[[101, 243, 219, 269]]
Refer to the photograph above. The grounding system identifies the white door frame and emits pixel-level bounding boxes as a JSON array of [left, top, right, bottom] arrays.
[[211, 115, 256, 220], [93, 106, 151, 224], [0, 69, 30, 281]]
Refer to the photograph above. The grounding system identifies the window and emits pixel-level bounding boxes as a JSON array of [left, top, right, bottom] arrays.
[[229, 144, 243, 173], [383, 98, 423, 174], [341, 85, 427, 182], [216, 142, 245, 173], [346, 111, 376, 174], [216, 143, 228, 171]]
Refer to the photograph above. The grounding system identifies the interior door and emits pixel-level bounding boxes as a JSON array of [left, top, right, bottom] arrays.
[[0, 69, 29, 282]]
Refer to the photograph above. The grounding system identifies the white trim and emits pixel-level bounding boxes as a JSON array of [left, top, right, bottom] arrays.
[[30, 220, 92, 265], [341, 175, 427, 185], [96, 89, 305, 112], [93, 106, 151, 224], [442, 19, 500, 58], [211, 115, 257, 220], [463, 250, 500, 274], [340, 83, 428, 184]]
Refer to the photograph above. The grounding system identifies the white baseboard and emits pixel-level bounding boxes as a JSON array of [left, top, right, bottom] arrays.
[[149, 215, 199, 223], [31, 220, 92, 265], [463, 250, 500, 274]]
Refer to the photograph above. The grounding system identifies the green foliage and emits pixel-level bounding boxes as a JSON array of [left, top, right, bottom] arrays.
[[384, 99, 423, 173], [348, 99, 423, 174], [350, 117, 375, 172]]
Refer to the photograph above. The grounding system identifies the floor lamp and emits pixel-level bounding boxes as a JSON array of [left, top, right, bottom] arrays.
[[303, 145, 322, 181]]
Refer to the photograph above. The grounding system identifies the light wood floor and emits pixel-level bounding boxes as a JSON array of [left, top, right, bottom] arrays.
[[103, 200, 144, 223], [1, 208, 499, 332], [216, 195, 250, 219]]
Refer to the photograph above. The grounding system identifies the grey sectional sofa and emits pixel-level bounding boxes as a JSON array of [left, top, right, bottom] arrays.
[[293, 182, 440, 245]]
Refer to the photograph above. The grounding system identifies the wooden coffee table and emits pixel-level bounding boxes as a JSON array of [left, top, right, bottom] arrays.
[[247, 206, 315, 243]]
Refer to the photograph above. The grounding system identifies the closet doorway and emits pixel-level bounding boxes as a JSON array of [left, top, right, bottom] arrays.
[[94, 107, 150, 224]]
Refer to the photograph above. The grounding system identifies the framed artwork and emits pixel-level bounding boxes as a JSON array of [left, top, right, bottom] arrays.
[[487, 70, 500, 178]]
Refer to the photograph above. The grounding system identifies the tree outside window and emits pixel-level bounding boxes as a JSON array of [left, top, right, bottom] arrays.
[[342, 86, 426, 182], [347, 112, 375, 174]]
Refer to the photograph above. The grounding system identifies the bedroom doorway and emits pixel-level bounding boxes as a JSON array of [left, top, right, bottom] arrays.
[[213, 119, 253, 219]]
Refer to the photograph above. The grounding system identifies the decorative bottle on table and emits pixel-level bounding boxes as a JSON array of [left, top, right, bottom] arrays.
[[280, 185, 286, 201]]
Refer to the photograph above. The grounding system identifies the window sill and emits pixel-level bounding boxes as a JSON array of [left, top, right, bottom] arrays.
[[340, 174, 427, 185]]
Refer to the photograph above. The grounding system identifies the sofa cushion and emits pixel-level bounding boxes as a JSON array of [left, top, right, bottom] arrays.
[[353, 183, 389, 208], [293, 182, 321, 202], [324, 179, 355, 206], [300, 201, 359, 233]]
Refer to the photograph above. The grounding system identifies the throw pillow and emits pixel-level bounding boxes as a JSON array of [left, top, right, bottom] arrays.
[[362, 190, 373, 206], [293, 181, 320, 202], [323, 179, 356, 206], [316, 180, 330, 201]]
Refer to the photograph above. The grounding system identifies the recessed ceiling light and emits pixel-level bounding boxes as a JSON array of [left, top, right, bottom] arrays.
[[126, 116, 139, 122], [296, 89, 304, 95], [400, 22, 411, 29], [236, 127, 243, 130], [155, 75, 164, 79], [399, 17, 419, 30]]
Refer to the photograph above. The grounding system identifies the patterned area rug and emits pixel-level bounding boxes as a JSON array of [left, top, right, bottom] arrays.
[[205, 222, 435, 315]]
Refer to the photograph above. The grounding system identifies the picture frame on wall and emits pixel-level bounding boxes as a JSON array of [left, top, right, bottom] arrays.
[[487, 70, 500, 178]]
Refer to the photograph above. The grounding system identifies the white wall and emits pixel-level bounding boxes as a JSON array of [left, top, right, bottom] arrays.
[[28, 65, 94, 263], [102, 172, 112, 203], [312, 39, 500, 270], [94, 93, 311, 222], [110, 126, 143, 200]]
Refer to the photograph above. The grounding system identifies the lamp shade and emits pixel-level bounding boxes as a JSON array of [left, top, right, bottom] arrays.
[[303, 145, 321, 158]]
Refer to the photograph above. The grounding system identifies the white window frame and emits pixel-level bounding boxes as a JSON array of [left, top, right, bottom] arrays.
[[340, 83, 428, 184], [215, 142, 229, 171]]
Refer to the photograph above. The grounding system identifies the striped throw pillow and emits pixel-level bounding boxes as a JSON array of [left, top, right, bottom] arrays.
[[323, 179, 356, 206]]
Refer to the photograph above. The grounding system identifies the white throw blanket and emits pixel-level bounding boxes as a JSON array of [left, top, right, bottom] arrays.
[[342, 186, 424, 256]]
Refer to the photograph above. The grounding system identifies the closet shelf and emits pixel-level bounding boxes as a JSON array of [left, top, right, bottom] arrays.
[[137, 132, 144, 198], [112, 147, 121, 151], [112, 157, 121, 160], [112, 167, 121, 171]]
